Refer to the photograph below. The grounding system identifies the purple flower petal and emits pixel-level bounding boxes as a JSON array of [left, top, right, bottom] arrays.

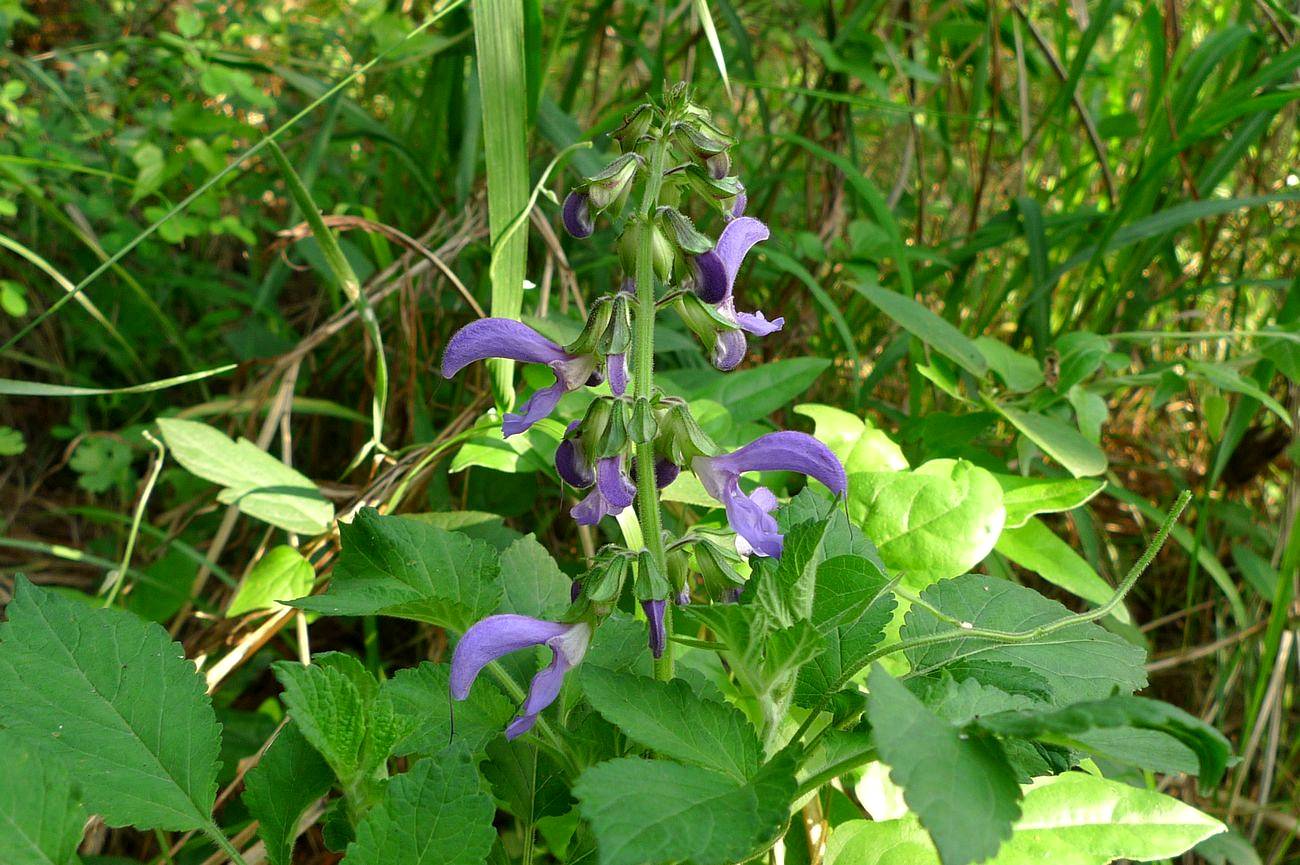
[[562, 191, 593, 238], [712, 328, 747, 371], [691, 251, 729, 304], [607, 353, 628, 397], [502, 380, 568, 437], [555, 434, 595, 489], [712, 216, 769, 299], [653, 457, 681, 489], [735, 309, 784, 336], [675, 588, 692, 606], [450, 614, 572, 699], [505, 653, 568, 739], [708, 431, 847, 496], [571, 457, 635, 525], [642, 599, 666, 658], [722, 478, 784, 558], [442, 318, 570, 378], [729, 187, 748, 220]]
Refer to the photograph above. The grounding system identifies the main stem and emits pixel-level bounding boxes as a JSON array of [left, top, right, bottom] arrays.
[[633, 132, 673, 681]]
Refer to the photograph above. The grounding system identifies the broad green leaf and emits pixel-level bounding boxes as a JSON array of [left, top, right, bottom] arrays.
[[901, 574, 1147, 704], [383, 662, 513, 757], [405, 511, 524, 551], [848, 459, 1005, 584], [342, 746, 496, 865], [0, 731, 86, 865], [574, 754, 796, 865], [242, 723, 333, 865], [995, 519, 1130, 622], [1195, 829, 1262, 865], [497, 534, 571, 618], [290, 508, 501, 631], [449, 418, 563, 475], [908, 673, 1039, 727], [975, 338, 1044, 392], [273, 654, 413, 790], [867, 665, 1021, 865], [227, 545, 315, 617], [582, 667, 761, 781], [156, 418, 333, 534], [855, 284, 986, 377], [811, 554, 892, 632], [975, 695, 1232, 790], [794, 587, 897, 707], [0, 577, 221, 831], [995, 474, 1105, 528], [668, 357, 832, 424], [755, 517, 840, 627], [992, 406, 1107, 477], [482, 736, 571, 825], [829, 773, 1225, 865]]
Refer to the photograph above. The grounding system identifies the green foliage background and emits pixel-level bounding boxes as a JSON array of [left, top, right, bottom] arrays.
[[1, 0, 1297, 862]]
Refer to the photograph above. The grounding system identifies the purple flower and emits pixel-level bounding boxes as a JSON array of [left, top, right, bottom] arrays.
[[690, 216, 769, 304], [692, 431, 847, 558], [630, 455, 681, 490], [571, 455, 636, 525], [563, 191, 593, 238], [642, 599, 666, 658], [607, 353, 628, 397], [442, 318, 598, 436], [555, 421, 595, 489], [451, 614, 593, 739], [729, 183, 747, 221]]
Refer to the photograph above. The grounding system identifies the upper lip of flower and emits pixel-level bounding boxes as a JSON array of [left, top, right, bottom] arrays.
[[692, 216, 770, 305]]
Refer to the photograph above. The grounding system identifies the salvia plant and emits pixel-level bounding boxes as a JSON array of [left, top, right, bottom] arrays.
[[0, 86, 1237, 865]]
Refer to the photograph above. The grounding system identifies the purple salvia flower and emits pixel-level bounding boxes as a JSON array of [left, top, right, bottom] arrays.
[[642, 599, 666, 658], [630, 456, 681, 490], [607, 353, 628, 397], [442, 318, 598, 436], [562, 191, 593, 238], [692, 431, 847, 558], [450, 614, 593, 739], [571, 456, 636, 525], [675, 587, 692, 606], [691, 216, 769, 304], [729, 183, 747, 221], [555, 421, 595, 489]]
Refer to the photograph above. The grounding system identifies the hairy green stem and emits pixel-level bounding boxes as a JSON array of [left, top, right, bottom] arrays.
[[200, 822, 250, 865], [633, 131, 674, 681]]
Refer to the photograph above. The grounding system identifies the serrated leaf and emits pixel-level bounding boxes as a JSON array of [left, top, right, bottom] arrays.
[[481, 736, 571, 824], [974, 696, 1232, 791], [384, 662, 513, 757], [0, 731, 86, 865], [582, 667, 760, 781], [156, 418, 333, 534], [794, 562, 897, 707], [994, 475, 1105, 528], [848, 459, 1005, 584], [0, 577, 221, 831], [243, 723, 333, 865], [290, 508, 501, 630], [907, 673, 1039, 727], [901, 574, 1147, 704], [574, 754, 797, 865], [342, 746, 496, 865], [867, 665, 1021, 865], [227, 545, 315, 617], [828, 773, 1224, 865], [497, 534, 572, 618]]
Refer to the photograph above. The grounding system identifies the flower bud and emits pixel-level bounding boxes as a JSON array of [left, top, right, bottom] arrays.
[[651, 222, 675, 282], [629, 397, 658, 444], [555, 422, 595, 489], [657, 399, 720, 462], [596, 399, 628, 458], [564, 296, 613, 356], [587, 152, 643, 211], [671, 117, 736, 157], [612, 103, 655, 148], [706, 150, 730, 179], [656, 207, 714, 255], [585, 554, 628, 604], [605, 294, 633, 356], [667, 546, 691, 597], [580, 397, 613, 451], [696, 539, 745, 599], [634, 550, 670, 602], [674, 164, 744, 201], [562, 190, 594, 238]]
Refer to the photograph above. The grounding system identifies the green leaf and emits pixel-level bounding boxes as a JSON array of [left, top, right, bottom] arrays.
[[975, 338, 1044, 392], [273, 654, 413, 790], [156, 418, 333, 534], [227, 545, 315, 617], [0, 731, 86, 865], [995, 519, 1130, 622], [828, 773, 1225, 865], [497, 534, 571, 618], [574, 754, 796, 865], [974, 696, 1232, 791], [995, 475, 1105, 528], [384, 662, 513, 757], [669, 358, 832, 424], [70, 437, 133, 494], [867, 665, 1021, 865], [794, 581, 896, 707], [848, 459, 1005, 584], [854, 284, 987, 377], [342, 746, 496, 865], [582, 667, 761, 781], [992, 406, 1107, 478], [243, 723, 333, 865], [0, 577, 221, 831], [907, 673, 1039, 727], [290, 508, 501, 630], [900, 574, 1147, 704]]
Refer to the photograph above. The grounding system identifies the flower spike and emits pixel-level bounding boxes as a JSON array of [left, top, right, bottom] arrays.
[[450, 614, 592, 739]]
